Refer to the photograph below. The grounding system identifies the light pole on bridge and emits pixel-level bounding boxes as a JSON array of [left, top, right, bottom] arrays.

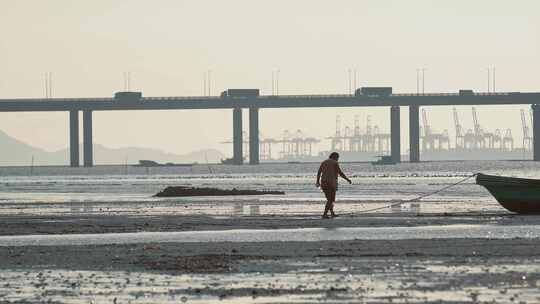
[[416, 68, 426, 95]]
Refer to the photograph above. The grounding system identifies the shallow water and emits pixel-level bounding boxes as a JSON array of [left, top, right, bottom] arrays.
[[0, 160, 522, 214]]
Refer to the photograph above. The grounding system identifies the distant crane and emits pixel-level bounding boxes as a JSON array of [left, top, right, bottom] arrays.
[[492, 129, 502, 149], [351, 115, 361, 152], [326, 115, 390, 154], [291, 130, 304, 157], [472, 107, 485, 149], [503, 129, 514, 151], [471, 107, 508, 150], [259, 133, 276, 160], [529, 109, 534, 135], [220, 130, 257, 160], [365, 115, 374, 152], [421, 109, 432, 150], [353, 115, 360, 136], [330, 115, 343, 151], [453, 108, 465, 149], [281, 130, 291, 158], [421, 109, 450, 151], [531, 109, 535, 151], [343, 126, 351, 151], [521, 109, 533, 151]]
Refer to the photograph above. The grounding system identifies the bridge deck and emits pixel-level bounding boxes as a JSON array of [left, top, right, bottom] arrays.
[[0, 92, 538, 112]]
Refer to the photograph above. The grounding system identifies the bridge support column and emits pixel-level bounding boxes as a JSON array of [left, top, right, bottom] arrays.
[[390, 106, 401, 163], [533, 104, 540, 161], [83, 110, 93, 167], [69, 110, 79, 167], [233, 107, 243, 165], [249, 107, 259, 165], [409, 105, 420, 162]]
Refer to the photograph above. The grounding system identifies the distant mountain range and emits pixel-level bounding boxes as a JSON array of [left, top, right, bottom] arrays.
[[0, 130, 225, 166]]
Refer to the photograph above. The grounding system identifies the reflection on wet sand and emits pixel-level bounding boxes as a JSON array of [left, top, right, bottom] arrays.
[[392, 202, 421, 214], [233, 202, 261, 216], [70, 203, 94, 213]]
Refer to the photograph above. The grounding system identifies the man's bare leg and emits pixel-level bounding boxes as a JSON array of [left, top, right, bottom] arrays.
[[323, 201, 331, 219], [322, 188, 334, 219], [328, 189, 337, 217], [330, 203, 336, 217]]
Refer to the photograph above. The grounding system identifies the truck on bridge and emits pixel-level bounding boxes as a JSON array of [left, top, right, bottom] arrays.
[[114, 91, 143, 102], [220, 89, 260, 98], [459, 89, 474, 96], [355, 87, 393, 97]]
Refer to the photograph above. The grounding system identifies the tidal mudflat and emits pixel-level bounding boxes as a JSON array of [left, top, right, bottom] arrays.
[[1, 162, 540, 303], [2, 238, 540, 303]]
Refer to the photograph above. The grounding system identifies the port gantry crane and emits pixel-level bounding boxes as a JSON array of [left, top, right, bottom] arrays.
[[276, 129, 319, 159], [501, 129, 513, 150], [521, 109, 533, 151], [532, 108, 535, 148], [365, 115, 374, 152], [421, 109, 450, 151], [493, 129, 503, 149], [326, 115, 390, 154], [471, 107, 511, 150], [350, 115, 361, 152], [259, 133, 277, 161], [329, 115, 343, 151], [453, 107, 465, 149], [421, 109, 433, 151], [219, 130, 251, 160], [471, 107, 485, 149], [343, 126, 352, 151], [222, 129, 318, 161]]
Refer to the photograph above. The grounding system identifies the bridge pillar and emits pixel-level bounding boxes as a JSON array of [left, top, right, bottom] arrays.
[[409, 106, 420, 162], [390, 106, 401, 163], [533, 104, 540, 161], [233, 107, 243, 165], [249, 107, 259, 165], [69, 110, 79, 167], [83, 110, 93, 167]]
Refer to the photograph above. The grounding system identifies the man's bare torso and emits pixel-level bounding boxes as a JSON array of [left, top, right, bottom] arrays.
[[319, 159, 339, 189]]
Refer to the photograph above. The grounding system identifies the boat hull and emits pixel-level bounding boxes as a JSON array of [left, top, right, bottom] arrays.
[[476, 173, 540, 214]]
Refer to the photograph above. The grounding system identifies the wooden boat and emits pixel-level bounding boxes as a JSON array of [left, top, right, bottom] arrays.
[[476, 173, 540, 214]]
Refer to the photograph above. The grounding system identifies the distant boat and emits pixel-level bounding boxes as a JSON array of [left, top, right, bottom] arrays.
[[134, 160, 193, 167], [476, 173, 540, 214], [371, 155, 396, 165], [220, 158, 236, 165]]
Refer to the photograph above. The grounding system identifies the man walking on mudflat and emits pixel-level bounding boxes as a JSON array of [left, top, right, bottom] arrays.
[[316, 152, 352, 219]]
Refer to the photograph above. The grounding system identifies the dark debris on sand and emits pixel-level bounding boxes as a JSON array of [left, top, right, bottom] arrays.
[[154, 186, 284, 197]]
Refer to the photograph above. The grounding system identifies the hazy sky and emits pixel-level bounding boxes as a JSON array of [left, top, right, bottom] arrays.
[[0, 0, 539, 157]]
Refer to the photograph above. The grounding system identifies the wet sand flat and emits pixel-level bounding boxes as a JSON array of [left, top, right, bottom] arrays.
[[1, 199, 539, 302], [2, 201, 539, 303], [0, 198, 512, 236], [4, 223, 540, 246], [1, 239, 540, 303], [2, 162, 540, 302]]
